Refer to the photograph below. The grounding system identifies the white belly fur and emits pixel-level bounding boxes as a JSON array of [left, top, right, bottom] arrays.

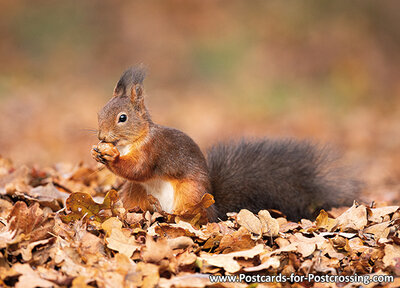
[[141, 179, 175, 213], [116, 144, 132, 157]]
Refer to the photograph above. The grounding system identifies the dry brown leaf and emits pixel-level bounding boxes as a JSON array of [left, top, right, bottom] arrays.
[[269, 243, 298, 256], [315, 209, 337, 231], [29, 182, 69, 209], [125, 212, 144, 225], [336, 204, 368, 231], [8, 202, 44, 235], [105, 228, 140, 258], [136, 262, 159, 288], [243, 256, 280, 272], [320, 241, 345, 260], [170, 221, 208, 240], [383, 244, 400, 267], [200, 244, 264, 273], [279, 221, 300, 233], [176, 250, 197, 267], [368, 206, 400, 223], [0, 166, 30, 196], [142, 236, 173, 263], [363, 221, 391, 239], [101, 217, 123, 236], [237, 209, 262, 235], [13, 263, 55, 288], [20, 238, 53, 261], [159, 273, 211, 288], [167, 236, 194, 250], [78, 230, 105, 264], [347, 237, 371, 253], [258, 210, 280, 237], [217, 227, 255, 253], [289, 233, 326, 258], [175, 193, 215, 226], [62, 190, 118, 223]]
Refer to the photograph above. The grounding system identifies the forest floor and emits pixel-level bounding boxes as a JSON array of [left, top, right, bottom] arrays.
[[0, 157, 399, 288]]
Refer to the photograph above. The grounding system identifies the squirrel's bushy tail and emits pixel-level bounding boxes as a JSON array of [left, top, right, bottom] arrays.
[[206, 139, 362, 221]]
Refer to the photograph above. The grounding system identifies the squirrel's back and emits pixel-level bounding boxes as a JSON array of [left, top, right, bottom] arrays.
[[207, 139, 361, 221]]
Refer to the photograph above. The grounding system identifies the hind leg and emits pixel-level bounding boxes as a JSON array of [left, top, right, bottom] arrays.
[[119, 181, 155, 212]]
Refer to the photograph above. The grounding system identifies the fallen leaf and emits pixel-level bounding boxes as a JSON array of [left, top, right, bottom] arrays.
[[142, 236, 173, 263], [258, 210, 280, 237], [200, 244, 264, 273], [102, 217, 123, 236], [336, 204, 368, 231], [237, 209, 262, 235], [0, 166, 30, 196], [363, 221, 391, 239], [13, 263, 55, 288], [217, 227, 255, 253], [62, 190, 118, 223], [29, 182, 69, 209], [368, 206, 400, 223], [315, 209, 337, 231], [167, 236, 194, 250], [243, 256, 280, 272], [105, 228, 140, 258], [383, 244, 400, 267], [289, 233, 326, 258], [20, 238, 53, 261], [159, 273, 211, 288]]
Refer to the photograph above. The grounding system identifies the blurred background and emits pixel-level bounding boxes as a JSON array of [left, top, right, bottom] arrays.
[[0, 0, 399, 203]]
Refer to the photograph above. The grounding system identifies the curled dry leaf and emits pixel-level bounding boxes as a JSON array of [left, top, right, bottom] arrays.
[[167, 236, 194, 250], [289, 233, 326, 258], [236, 209, 262, 236], [336, 204, 368, 231], [29, 182, 69, 209], [101, 217, 123, 236], [175, 193, 215, 227], [217, 227, 255, 253], [315, 209, 337, 231], [7, 201, 54, 243], [368, 206, 400, 223], [258, 210, 280, 237], [363, 221, 391, 240]]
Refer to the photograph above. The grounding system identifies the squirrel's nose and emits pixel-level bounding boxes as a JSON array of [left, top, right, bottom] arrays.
[[98, 131, 106, 141]]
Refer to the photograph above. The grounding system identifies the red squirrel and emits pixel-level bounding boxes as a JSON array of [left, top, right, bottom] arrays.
[[91, 66, 361, 221]]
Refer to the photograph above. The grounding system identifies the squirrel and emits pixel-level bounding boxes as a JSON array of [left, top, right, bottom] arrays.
[[91, 66, 361, 222]]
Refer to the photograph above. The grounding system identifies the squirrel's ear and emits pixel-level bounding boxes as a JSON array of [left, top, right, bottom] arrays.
[[130, 84, 145, 109], [112, 66, 146, 98], [113, 80, 126, 97]]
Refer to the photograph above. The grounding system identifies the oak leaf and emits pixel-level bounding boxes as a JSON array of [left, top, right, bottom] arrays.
[[61, 190, 118, 223], [105, 228, 140, 258]]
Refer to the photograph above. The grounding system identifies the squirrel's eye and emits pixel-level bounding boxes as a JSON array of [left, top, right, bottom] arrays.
[[118, 114, 127, 123]]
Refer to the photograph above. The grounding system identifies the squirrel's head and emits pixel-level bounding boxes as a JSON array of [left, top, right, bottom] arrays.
[[97, 66, 151, 146]]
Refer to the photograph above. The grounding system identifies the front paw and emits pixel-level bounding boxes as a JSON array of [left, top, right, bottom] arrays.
[[91, 142, 120, 164]]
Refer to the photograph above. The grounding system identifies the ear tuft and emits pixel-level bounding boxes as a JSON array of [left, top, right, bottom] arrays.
[[113, 65, 146, 97]]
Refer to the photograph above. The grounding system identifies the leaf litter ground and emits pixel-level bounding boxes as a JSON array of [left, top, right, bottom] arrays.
[[0, 157, 399, 288]]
